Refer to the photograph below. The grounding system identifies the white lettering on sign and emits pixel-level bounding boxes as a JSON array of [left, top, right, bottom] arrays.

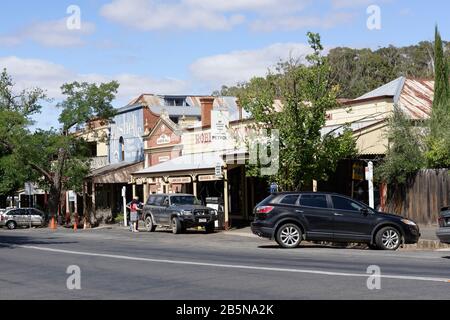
[[168, 177, 192, 184], [195, 132, 212, 144], [198, 175, 221, 182]]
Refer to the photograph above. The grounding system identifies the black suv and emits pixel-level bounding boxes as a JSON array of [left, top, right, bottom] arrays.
[[143, 194, 218, 234], [251, 192, 420, 250]]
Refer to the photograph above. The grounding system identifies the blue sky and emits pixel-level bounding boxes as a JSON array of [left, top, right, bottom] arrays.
[[0, 0, 449, 129]]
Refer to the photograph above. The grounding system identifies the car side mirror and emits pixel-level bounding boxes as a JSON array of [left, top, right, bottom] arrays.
[[360, 208, 369, 216]]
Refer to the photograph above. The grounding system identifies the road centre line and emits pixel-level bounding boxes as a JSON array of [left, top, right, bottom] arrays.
[[19, 245, 450, 284]]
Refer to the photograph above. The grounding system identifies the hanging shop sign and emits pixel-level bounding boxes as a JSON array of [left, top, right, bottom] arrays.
[[168, 177, 192, 184], [198, 175, 222, 182]]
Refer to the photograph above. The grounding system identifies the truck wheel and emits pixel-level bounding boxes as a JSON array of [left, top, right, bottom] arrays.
[[145, 216, 156, 232], [171, 217, 182, 234], [205, 223, 215, 234]]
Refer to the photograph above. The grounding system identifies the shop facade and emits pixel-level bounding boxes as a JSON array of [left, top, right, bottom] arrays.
[[132, 99, 269, 229]]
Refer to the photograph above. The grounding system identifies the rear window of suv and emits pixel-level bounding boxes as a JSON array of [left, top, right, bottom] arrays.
[[279, 195, 299, 205], [299, 194, 328, 209]]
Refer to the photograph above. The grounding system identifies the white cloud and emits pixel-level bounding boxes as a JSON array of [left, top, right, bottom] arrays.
[[190, 43, 316, 87], [100, 0, 353, 32], [0, 19, 95, 48], [331, 0, 391, 9], [100, 0, 246, 31], [331, 0, 374, 8], [0, 56, 189, 104], [251, 12, 354, 32]]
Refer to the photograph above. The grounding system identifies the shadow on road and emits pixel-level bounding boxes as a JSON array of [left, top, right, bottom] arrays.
[[258, 243, 370, 250], [0, 234, 77, 249]]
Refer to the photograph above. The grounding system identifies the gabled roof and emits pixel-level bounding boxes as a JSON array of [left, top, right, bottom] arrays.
[[132, 152, 224, 176], [357, 76, 406, 103], [145, 116, 180, 138], [347, 77, 435, 120]]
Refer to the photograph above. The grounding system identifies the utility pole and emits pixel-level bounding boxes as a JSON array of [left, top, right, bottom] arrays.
[[122, 186, 128, 227]]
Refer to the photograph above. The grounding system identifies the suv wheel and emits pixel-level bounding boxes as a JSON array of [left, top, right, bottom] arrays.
[[145, 216, 156, 232], [171, 217, 182, 234], [276, 224, 302, 249], [375, 227, 401, 251], [6, 221, 16, 230]]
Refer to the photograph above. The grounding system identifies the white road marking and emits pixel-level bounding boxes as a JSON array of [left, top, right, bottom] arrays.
[[19, 245, 450, 284]]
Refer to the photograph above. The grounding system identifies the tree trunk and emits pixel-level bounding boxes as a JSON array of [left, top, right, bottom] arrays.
[[48, 185, 60, 219]]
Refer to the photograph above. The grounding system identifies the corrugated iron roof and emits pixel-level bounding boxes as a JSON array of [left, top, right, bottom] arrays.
[[398, 78, 434, 119], [348, 77, 434, 120]]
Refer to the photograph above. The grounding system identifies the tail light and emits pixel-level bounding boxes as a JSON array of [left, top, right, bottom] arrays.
[[255, 206, 274, 219], [438, 217, 445, 227], [0, 215, 4, 221]]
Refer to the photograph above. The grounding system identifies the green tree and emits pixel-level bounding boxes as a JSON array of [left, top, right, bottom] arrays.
[[0, 69, 119, 218], [425, 26, 450, 168], [0, 69, 47, 204], [376, 108, 426, 186], [239, 32, 356, 191], [432, 26, 450, 109]]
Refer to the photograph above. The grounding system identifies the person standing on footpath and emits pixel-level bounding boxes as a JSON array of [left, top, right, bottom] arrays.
[[127, 197, 142, 233]]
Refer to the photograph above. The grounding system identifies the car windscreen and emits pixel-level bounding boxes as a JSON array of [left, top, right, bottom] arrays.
[[170, 196, 198, 206]]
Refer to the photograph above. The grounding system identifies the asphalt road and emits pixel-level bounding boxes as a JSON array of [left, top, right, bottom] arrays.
[[0, 226, 449, 300]]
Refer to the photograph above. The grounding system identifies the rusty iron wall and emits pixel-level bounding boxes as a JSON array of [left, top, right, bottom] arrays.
[[385, 169, 450, 225]]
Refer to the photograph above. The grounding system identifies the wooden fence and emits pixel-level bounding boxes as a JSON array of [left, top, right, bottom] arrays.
[[385, 169, 450, 225]]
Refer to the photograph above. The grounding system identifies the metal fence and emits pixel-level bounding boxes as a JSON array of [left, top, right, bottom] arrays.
[[385, 169, 450, 225]]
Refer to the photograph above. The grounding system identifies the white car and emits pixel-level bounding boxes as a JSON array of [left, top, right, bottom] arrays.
[[0, 208, 45, 230]]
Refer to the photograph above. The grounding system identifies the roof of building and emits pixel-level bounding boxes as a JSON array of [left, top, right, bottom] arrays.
[[150, 106, 202, 117], [124, 94, 251, 122], [133, 152, 224, 176], [347, 76, 435, 120], [88, 161, 143, 178], [357, 77, 406, 102]]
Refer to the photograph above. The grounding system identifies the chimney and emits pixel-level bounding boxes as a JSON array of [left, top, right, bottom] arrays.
[[236, 99, 243, 121], [200, 97, 215, 128]]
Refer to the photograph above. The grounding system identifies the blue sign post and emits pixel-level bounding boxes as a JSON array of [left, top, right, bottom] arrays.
[[270, 182, 278, 194]]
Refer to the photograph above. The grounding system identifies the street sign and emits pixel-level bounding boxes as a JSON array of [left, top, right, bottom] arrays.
[[215, 164, 223, 179], [270, 182, 278, 194], [211, 110, 230, 151], [366, 162, 375, 209], [24, 182, 34, 196], [68, 191, 76, 202]]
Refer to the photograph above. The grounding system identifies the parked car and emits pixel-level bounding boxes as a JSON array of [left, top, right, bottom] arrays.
[[0, 208, 46, 230], [436, 207, 450, 244], [251, 192, 421, 250], [143, 194, 218, 234]]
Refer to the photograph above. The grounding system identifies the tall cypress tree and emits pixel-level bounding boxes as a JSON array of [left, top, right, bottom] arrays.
[[426, 25, 450, 168], [433, 25, 450, 110]]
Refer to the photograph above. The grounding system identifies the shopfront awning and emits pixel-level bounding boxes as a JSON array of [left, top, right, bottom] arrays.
[[87, 161, 144, 184], [132, 152, 225, 177]]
